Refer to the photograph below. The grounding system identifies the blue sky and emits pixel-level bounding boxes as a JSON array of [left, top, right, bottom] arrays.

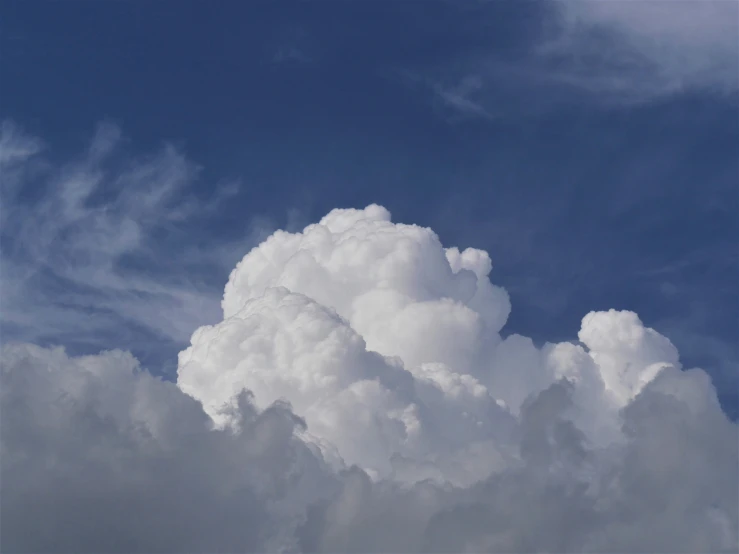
[[2, 0, 737, 416]]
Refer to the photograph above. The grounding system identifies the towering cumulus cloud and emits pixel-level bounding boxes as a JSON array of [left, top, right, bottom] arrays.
[[2, 205, 737, 553]]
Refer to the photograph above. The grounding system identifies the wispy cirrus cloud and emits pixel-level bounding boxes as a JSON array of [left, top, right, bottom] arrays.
[[425, 0, 738, 119], [541, 0, 739, 101], [0, 122, 265, 366]]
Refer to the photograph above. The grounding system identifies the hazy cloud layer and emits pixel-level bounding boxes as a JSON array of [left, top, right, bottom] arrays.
[[428, 0, 738, 118], [3, 204, 737, 553], [544, 0, 739, 100]]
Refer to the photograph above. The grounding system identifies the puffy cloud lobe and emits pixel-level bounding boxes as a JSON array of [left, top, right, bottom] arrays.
[[1, 343, 334, 553], [179, 285, 514, 484], [580, 309, 681, 405], [183, 206, 690, 476], [192, 206, 519, 483], [3, 205, 737, 553], [222, 205, 510, 340], [297, 375, 738, 554]]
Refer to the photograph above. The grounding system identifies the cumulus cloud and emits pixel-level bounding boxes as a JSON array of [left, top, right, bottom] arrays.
[[3, 203, 736, 552], [0, 343, 334, 553]]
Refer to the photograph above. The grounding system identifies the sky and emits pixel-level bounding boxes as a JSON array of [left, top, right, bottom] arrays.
[[1, 1, 738, 553]]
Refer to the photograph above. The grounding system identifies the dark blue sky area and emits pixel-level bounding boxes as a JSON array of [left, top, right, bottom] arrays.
[[2, 1, 737, 414]]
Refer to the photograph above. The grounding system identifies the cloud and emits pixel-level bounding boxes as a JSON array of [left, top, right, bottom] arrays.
[[268, 25, 315, 65], [0, 343, 334, 553], [0, 121, 262, 362], [423, 1, 738, 119], [542, 0, 739, 101], [431, 75, 496, 121], [4, 204, 735, 552], [0, 120, 42, 167]]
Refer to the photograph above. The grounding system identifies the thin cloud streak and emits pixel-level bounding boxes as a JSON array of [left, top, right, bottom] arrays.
[[418, 0, 738, 120], [0, 121, 262, 357]]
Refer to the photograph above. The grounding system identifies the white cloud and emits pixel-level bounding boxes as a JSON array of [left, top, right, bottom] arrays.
[[0, 122, 261, 353], [431, 75, 496, 121], [0, 120, 42, 166], [176, 204, 734, 550], [0, 343, 334, 553], [540, 0, 739, 101], [2, 198, 737, 551], [425, 1, 738, 118]]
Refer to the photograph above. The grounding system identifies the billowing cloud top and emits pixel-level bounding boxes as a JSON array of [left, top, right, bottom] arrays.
[[3, 205, 737, 552]]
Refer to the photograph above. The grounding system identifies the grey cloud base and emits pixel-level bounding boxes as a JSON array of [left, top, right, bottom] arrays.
[[2, 203, 738, 554], [2, 344, 736, 553]]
